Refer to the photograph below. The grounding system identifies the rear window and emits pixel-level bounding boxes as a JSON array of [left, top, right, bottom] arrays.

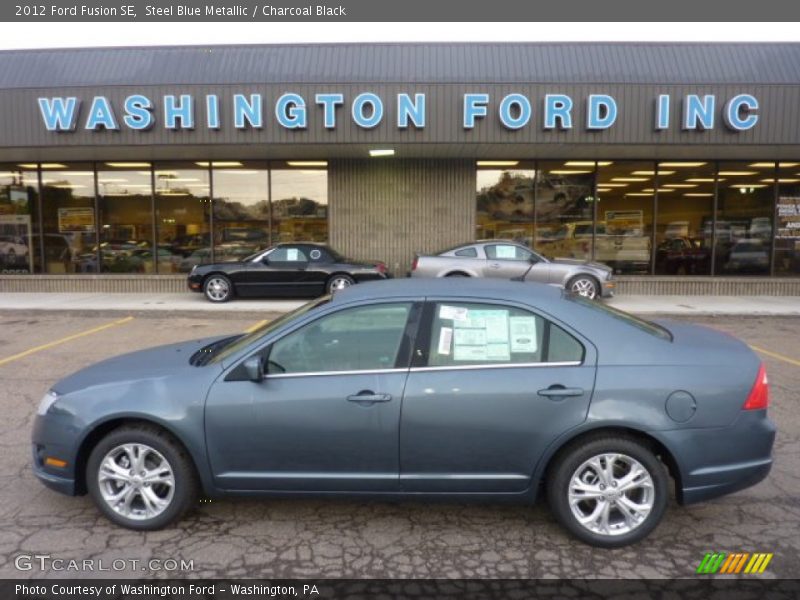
[[566, 295, 673, 341]]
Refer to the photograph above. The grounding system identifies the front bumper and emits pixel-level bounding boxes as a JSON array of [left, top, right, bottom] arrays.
[[31, 413, 80, 496], [599, 277, 615, 298], [653, 409, 776, 505]]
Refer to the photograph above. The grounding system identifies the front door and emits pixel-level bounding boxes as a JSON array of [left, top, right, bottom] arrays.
[[400, 300, 596, 493], [483, 243, 537, 280], [205, 301, 420, 491]]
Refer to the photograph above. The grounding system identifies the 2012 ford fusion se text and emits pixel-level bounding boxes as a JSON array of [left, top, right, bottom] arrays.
[[31, 279, 775, 547]]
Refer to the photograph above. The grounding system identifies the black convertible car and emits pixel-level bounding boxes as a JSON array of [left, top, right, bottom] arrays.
[[187, 242, 389, 302]]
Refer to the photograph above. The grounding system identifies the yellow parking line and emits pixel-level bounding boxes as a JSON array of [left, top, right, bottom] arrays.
[[244, 319, 270, 333], [750, 345, 800, 368], [0, 316, 134, 367]]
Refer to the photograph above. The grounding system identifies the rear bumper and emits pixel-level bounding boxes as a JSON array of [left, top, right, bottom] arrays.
[[653, 410, 776, 505]]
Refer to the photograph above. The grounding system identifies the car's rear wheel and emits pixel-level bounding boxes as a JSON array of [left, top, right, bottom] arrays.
[[567, 275, 599, 300], [204, 274, 233, 302], [327, 274, 355, 294], [445, 272, 469, 277], [86, 425, 199, 530], [546, 436, 668, 548]]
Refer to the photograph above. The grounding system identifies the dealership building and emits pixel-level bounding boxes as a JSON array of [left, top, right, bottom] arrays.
[[0, 42, 799, 294]]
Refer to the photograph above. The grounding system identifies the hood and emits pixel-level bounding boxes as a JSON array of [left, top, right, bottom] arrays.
[[52, 336, 228, 395], [551, 257, 612, 272]]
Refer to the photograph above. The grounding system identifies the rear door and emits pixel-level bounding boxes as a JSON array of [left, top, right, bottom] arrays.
[[399, 299, 597, 493]]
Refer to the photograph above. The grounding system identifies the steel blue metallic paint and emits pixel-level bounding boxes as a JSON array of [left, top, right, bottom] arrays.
[[31, 279, 775, 521]]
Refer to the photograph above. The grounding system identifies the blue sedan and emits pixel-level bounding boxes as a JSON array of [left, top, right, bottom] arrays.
[[31, 279, 775, 547]]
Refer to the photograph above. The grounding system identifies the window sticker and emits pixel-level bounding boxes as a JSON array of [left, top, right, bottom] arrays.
[[454, 344, 488, 361], [454, 327, 487, 346], [454, 309, 509, 342], [487, 343, 511, 361], [437, 327, 453, 355], [439, 305, 469, 321], [287, 248, 299, 261], [495, 245, 516, 259], [310, 249, 322, 260], [509, 316, 538, 353]]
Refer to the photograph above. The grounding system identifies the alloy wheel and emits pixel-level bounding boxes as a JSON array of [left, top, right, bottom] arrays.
[[205, 277, 230, 301], [97, 443, 175, 521], [329, 276, 353, 291], [571, 277, 597, 299], [567, 452, 655, 537]]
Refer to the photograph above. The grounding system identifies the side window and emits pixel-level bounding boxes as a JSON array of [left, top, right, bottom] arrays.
[[485, 244, 531, 261], [454, 247, 478, 258], [548, 323, 585, 362], [268, 303, 412, 374], [426, 302, 583, 367], [269, 246, 308, 262]]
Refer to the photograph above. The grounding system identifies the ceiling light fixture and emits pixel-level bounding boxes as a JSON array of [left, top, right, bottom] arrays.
[[369, 149, 395, 157]]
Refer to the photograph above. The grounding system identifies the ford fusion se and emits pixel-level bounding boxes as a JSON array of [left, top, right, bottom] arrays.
[[32, 279, 774, 547]]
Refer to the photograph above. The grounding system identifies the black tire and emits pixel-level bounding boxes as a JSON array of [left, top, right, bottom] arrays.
[[445, 272, 469, 277], [203, 274, 233, 303], [546, 435, 668, 548], [86, 424, 199, 531], [326, 273, 355, 294], [567, 274, 599, 300]]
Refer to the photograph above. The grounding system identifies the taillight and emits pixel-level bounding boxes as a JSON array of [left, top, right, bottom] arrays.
[[743, 363, 769, 410], [411, 256, 419, 271], [376, 262, 386, 274]]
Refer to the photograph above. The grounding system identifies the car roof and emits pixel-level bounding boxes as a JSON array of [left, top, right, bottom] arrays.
[[331, 277, 563, 306]]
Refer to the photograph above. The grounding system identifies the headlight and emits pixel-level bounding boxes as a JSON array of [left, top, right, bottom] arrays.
[[37, 391, 59, 416]]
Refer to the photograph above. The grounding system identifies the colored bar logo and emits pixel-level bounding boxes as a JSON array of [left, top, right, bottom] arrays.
[[696, 552, 773, 574]]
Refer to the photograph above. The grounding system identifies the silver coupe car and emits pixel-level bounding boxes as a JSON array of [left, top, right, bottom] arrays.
[[411, 240, 615, 299], [32, 279, 773, 547]]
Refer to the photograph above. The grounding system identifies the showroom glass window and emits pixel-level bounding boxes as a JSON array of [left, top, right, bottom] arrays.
[[0, 165, 38, 274], [40, 163, 97, 274], [154, 162, 211, 274], [270, 162, 328, 243], [595, 161, 654, 274], [535, 161, 595, 261], [654, 162, 715, 276], [475, 161, 536, 245], [715, 162, 774, 276], [775, 162, 800, 276], [96, 163, 154, 274], [211, 161, 270, 264]]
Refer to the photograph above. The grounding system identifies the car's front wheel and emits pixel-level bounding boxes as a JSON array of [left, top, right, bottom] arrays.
[[567, 275, 599, 299], [546, 436, 668, 548], [203, 274, 233, 302], [86, 425, 199, 530]]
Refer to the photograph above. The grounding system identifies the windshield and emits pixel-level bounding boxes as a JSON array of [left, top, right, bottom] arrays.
[[566, 294, 673, 341], [206, 295, 332, 364]]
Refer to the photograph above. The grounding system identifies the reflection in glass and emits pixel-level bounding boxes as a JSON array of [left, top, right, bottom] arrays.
[[776, 170, 800, 276], [595, 162, 653, 274], [716, 162, 774, 276], [212, 162, 269, 269], [0, 165, 38, 273], [155, 165, 210, 273], [475, 163, 535, 246], [535, 162, 595, 261], [94, 168, 154, 273], [40, 164, 96, 273], [654, 162, 715, 275], [270, 165, 328, 243]]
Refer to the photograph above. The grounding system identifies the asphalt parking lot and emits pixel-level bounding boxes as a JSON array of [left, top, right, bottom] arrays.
[[0, 310, 798, 579]]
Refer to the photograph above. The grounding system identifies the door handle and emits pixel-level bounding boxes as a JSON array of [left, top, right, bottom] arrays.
[[346, 391, 392, 404], [489, 263, 502, 269], [537, 385, 584, 398]]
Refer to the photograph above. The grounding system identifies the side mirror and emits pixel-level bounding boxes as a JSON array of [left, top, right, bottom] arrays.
[[243, 356, 264, 382], [528, 256, 538, 264], [261, 257, 270, 265]]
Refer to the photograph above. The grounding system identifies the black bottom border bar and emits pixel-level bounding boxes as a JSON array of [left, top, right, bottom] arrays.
[[4, 579, 800, 600]]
